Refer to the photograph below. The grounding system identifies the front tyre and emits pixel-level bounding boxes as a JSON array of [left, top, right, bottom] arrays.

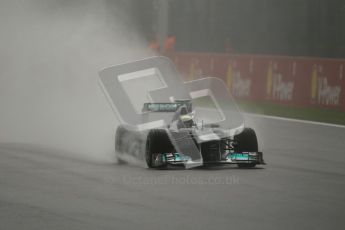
[[234, 127, 258, 168], [145, 129, 174, 169]]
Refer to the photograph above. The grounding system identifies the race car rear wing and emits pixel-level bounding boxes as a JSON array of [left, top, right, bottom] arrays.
[[142, 101, 192, 113]]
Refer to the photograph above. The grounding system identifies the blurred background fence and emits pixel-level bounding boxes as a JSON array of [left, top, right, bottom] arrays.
[[169, 52, 345, 111]]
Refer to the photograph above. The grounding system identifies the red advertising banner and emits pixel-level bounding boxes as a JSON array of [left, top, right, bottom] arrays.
[[170, 52, 345, 111]]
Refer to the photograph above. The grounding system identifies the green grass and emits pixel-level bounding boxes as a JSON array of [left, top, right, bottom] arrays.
[[191, 96, 345, 125], [236, 100, 345, 126]]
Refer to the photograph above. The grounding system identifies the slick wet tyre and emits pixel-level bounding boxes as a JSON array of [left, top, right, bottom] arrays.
[[145, 129, 174, 169], [234, 127, 258, 168]]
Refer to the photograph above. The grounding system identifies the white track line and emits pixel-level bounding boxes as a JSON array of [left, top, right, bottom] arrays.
[[244, 112, 345, 129]]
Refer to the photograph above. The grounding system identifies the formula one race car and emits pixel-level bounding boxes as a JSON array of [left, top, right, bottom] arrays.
[[115, 99, 265, 169]]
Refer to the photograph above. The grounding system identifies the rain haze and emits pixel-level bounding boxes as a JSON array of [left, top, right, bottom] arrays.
[[0, 0, 151, 162]]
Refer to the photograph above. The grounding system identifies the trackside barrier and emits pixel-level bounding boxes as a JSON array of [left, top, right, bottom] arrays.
[[169, 52, 345, 111]]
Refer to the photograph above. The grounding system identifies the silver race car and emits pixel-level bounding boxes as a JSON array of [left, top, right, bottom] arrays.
[[115, 99, 265, 169]]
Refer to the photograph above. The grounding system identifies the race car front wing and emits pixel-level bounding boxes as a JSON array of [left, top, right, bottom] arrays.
[[158, 152, 266, 166]]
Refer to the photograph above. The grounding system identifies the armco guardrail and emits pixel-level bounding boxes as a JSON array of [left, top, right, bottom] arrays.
[[170, 52, 345, 111]]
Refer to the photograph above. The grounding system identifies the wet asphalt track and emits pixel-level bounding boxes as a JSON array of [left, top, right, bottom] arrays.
[[1, 114, 345, 230]]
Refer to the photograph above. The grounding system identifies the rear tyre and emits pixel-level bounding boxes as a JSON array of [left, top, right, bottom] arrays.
[[234, 128, 258, 168], [115, 125, 128, 164], [145, 129, 174, 169]]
